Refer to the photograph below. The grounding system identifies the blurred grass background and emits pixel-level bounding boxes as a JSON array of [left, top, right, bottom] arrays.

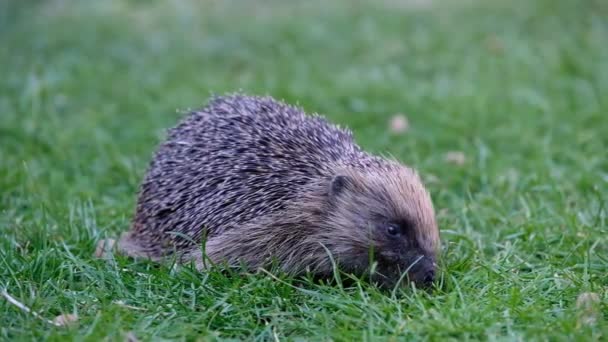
[[1, 0, 607, 340]]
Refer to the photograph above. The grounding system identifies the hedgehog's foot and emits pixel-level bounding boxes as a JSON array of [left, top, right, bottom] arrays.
[[115, 232, 165, 262]]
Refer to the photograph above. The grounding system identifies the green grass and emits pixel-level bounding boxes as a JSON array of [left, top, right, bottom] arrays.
[[1, 0, 607, 340]]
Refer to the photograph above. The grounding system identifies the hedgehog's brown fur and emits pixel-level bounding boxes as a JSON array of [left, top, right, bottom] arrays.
[[118, 94, 439, 288]]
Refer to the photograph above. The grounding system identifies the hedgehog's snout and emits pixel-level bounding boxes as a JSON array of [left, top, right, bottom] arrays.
[[407, 256, 436, 287]]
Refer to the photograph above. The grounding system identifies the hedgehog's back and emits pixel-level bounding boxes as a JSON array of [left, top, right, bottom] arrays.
[[120, 94, 360, 259]]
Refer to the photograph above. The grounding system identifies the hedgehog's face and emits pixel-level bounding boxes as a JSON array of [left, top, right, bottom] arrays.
[[326, 167, 439, 289]]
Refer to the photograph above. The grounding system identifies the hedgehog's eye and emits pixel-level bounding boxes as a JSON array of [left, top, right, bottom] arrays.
[[386, 223, 400, 236]]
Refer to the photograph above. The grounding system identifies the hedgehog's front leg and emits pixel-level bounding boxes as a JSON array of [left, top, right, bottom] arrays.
[[186, 219, 324, 276]]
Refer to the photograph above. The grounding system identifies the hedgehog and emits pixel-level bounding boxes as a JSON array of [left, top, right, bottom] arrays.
[[117, 94, 440, 288]]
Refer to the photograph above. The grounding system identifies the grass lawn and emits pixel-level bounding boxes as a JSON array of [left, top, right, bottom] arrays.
[[1, 0, 607, 340]]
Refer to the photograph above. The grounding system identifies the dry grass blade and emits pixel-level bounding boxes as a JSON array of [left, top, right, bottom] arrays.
[[1, 289, 63, 327]]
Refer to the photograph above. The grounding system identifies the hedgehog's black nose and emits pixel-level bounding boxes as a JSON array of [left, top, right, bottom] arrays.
[[409, 257, 436, 287], [423, 269, 435, 285]]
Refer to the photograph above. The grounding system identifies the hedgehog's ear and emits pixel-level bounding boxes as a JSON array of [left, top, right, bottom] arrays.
[[329, 175, 352, 198]]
